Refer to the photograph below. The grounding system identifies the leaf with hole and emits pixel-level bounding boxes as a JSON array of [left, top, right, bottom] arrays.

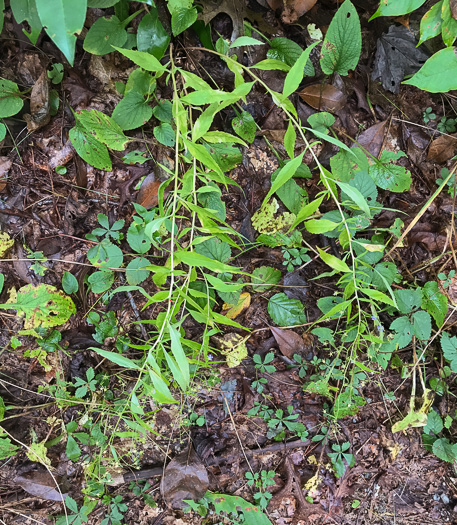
[[69, 125, 112, 170]]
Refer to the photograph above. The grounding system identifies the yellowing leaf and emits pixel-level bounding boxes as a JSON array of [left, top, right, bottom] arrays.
[[26, 441, 51, 467], [213, 333, 248, 368], [222, 292, 251, 320], [0, 231, 14, 257]]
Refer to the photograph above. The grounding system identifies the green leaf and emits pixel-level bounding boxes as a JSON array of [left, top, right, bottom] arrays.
[[284, 121, 296, 158], [175, 250, 240, 274], [306, 218, 340, 234], [268, 292, 306, 327], [267, 37, 314, 76], [0, 79, 23, 118], [360, 288, 395, 307], [62, 271, 78, 295], [421, 281, 447, 327], [232, 111, 256, 143], [87, 240, 123, 268], [194, 237, 231, 263], [432, 437, 457, 462], [154, 122, 175, 147], [424, 410, 443, 435], [36, 0, 86, 65], [171, 6, 197, 36], [88, 0, 117, 6], [10, 0, 42, 44], [112, 91, 152, 130], [203, 142, 242, 173], [74, 109, 129, 151], [403, 47, 457, 92], [394, 288, 422, 314], [368, 162, 411, 192], [0, 123, 6, 142], [371, 262, 399, 291], [90, 347, 141, 369], [251, 266, 281, 292], [441, 332, 457, 371], [320, 0, 361, 76], [88, 270, 114, 293], [65, 435, 81, 461], [307, 112, 335, 135], [83, 16, 127, 56], [390, 316, 413, 349], [137, 9, 170, 59], [69, 124, 112, 170], [113, 46, 168, 72], [0, 274, 4, 295], [168, 323, 190, 390], [152, 99, 173, 123], [126, 257, 150, 285], [271, 165, 307, 214], [0, 284, 75, 329], [419, 1, 443, 46], [203, 492, 273, 525], [283, 42, 319, 98], [440, 1, 457, 47], [318, 247, 350, 273], [251, 58, 291, 71], [370, 0, 426, 20], [263, 152, 305, 205], [0, 435, 19, 460], [230, 36, 264, 48], [291, 196, 323, 229], [411, 310, 431, 340], [335, 180, 371, 217]]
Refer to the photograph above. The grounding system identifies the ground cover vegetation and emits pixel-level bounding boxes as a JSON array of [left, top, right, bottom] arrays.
[[1, 0, 457, 523]]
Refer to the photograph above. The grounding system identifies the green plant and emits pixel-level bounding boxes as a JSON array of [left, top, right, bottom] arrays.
[[437, 115, 457, 133], [436, 168, 455, 195], [73, 368, 98, 399], [328, 441, 355, 478], [438, 270, 455, 288], [281, 246, 310, 272], [101, 495, 127, 525], [245, 469, 275, 509], [55, 496, 97, 525], [423, 106, 436, 124]]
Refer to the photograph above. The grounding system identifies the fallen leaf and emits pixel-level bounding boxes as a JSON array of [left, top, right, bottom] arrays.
[[284, 272, 308, 301], [14, 465, 68, 502], [270, 326, 306, 358], [222, 292, 251, 319], [160, 447, 209, 510], [75, 154, 88, 189], [0, 156, 12, 191], [282, 0, 318, 24], [355, 121, 387, 158], [136, 174, 161, 209], [299, 84, 347, 112], [24, 71, 50, 132], [213, 332, 248, 367], [427, 134, 457, 163]]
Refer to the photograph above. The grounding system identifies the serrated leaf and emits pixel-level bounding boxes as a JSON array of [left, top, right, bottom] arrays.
[[194, 237, 231, 263], [268, 292, 306, 326], [232, 111, 256, 143], [154, 122, 175, 147], [112, 91, 153, 131], [390, 316, 413, 349], [36, 0, 86, 65], [267, 37, 314, 76], [432, 437, 457, 462], [69, 124, 112, 170], [411, 310, 431, 340], [441, 332, 457, 371], [320, 0, 361, 76], [251, 266, 281, 292], [424, 410, 443, 435], [152, 99, 173, 122], [421, 281, 447, 327], [83, 16, 127, 56], [394, 288, 422, 314], [369, 161, 412, 192]]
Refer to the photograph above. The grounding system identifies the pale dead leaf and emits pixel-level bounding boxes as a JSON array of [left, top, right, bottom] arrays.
[[270, 326, 306, 358], [427, 134, 457, 164], [24, 71, 50, 132], [355, 120, 387, 157], [299, 84, 347, 112]]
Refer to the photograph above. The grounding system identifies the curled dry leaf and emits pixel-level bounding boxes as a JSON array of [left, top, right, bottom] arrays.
[[299, 84, 347, 112], [427, 134, 457, 164], [270, 326, 306, 358], [136, 173, 162, 209], [24, 71, 50, 132], [282, 0, 318, 24], [14, 464, 68, 502], [355, 121, 387, 158], [160, 447, 209, 510]]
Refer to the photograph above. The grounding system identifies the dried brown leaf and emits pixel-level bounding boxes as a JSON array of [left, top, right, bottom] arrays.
[[427, 134, 457, 163], [450, 0, 457, 20], [282, 0, 318, 24], [299, 84, 347, 112], [136, 174, 161, 209], [14, 465, 67, 502], [355, 120, 387, 157], [24, 71, 50, 132], [271, 326, 306, 359], [160, 447, 209, 510]]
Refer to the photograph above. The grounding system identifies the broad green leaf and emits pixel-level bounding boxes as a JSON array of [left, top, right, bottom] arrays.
[[62, 271, 78, 295], [10, 0, 42, 44], [370, 0, 427, 20], [0, 284, 75, 329], [90, 347, 141, 369], [137, 9, 170, 59], [88, 0, 117, 6], [65, 435, 81, 461], [204, 273, 244, 293], [154, 122, 175, 147], [182, 137, 224, 178], [203, 142, 242, 173], [126, 257, 150, 285], [335, 180, 371, 217], [232, 111, 256, 143], [419, 1, 443, 46], [421, 281, 447, 327], [432, 437, 457, 462], [368, 162, 411, 192], [251, 266, 281, 292], [36, 0, 86, 65], [203, 131, 247, 146], [262, 152, 305, 205], [74, 109, 129, 151], [168, 323, 190, 390], [230, 36, 264, 48], [147, 363, 177, 404], [403, 47, 457, 92], [0, 434, 19, 460], [283, 42, 319, 98], [113, 46, 168, 72], [0, 79, 23, 118], [0, 123, 5, 142], [83, 16, 127, 56], [306, 218, 340, 234], [394, 288, 422, 314], [441, 332, 457, 371], [371, 262, 399, 291], [194, 237, 231, 263], [88, 270, 114, 293], [69, 125, 112, 170], [251, 59, 291, 71], [321, 0, 361, 76], [202, 492, 273, 525], [424, 410, 443, 435], [271, 164, 307, 214], [268, 293, 306, 326], [307, 112, 335, 135], [318, 247, 350, 273], [87, 239, 123, 268], [291, 196, 324, 228], [152, 99, 173, 122], [390, 316, 413, 349], [112, 91, 153, 130], [171, 6, 197, 36], [267, 37, 314, 76]]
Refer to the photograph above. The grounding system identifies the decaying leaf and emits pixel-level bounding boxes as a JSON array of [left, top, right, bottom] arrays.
[[14, 464, 68, 502], [0, 231, 14, 257], [299, 84, 347, 112], [222, 292, 251, 320], [427, 134, 457, 163], [252, 198, 296, 234], [355, 121, 387, 158], [160, 447, 209, 510], [198, 0, 246, 41], [212, 332, 248, 367], [24, 71, 50, 132], [0, 156, 12, 191], [282, 0, 318, 24], [270, 326, 306, 358], [136, 173, 162, 209]]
